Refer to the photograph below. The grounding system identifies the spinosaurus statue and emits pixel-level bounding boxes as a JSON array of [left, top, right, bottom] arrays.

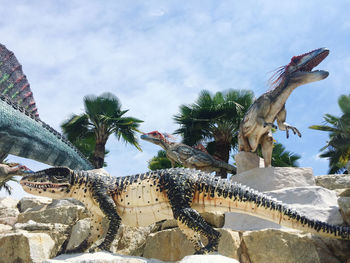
[[0, 43, 94, 177], [238, 48, 329, 167], [141, 130, 236, 174]]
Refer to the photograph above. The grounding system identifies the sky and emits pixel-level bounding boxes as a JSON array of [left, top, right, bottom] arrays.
[[1, 0, 350, 199]]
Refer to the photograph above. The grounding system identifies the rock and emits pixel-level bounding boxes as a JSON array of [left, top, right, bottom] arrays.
[[338, 197, 350, 225], [315, 174, 350, 190], [240, 229, 349, 263], [0, 223, 12, 232], [17, 199, 88, 225], [335, 188, 350, 197], [0, 197, 19, 226], [17, 196, 52, 212], [232, 167, 315, 192], [66, 219, 91, 251], [143, 228, 195, 261], [225, 186, 343, 230], [0, 231, 55, 263], [44, 252, 164, 263], [181, 255, 240, 263], [112, 224, 158, 256], [235, 151, 264, 174], [143, 228, 241, 262], [201, 212, 225, 228], [157, 219, 178, 230]]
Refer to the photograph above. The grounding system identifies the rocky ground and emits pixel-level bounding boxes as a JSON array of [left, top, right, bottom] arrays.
[[0, 169, 350, 262]]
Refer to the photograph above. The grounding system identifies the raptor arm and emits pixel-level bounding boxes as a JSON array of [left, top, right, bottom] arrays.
[[276, 107, 301, 139]]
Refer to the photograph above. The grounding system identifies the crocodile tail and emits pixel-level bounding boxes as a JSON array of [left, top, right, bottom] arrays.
[[193, 175, 350, 240], [0, 44, 39, 118]]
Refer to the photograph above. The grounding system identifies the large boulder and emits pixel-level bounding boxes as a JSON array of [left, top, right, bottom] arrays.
[[226, 167, 343, 231], [17, 196, 52, 213], [240, 229, 349, 263], [233, 167, 315, 191], [143, 228, 241, 262], [0, 197, 19, 226], [0, 231, 56, 263], [17, 198, 88, 225], [315, 174, 350, 190]]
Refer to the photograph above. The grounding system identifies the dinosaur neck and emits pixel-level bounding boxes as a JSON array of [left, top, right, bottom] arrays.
[[267, 78, 298, 112]]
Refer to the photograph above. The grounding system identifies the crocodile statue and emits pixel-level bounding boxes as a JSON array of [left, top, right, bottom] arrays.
[[141, 131, 236, 174], [238, 48, 330, 167], [20, 167, 350, 254], [0, 43, 93, 172]]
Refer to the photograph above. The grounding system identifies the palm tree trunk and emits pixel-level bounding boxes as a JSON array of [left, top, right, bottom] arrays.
[[213, 141, 231, 179], [93, 142, 106, 169]]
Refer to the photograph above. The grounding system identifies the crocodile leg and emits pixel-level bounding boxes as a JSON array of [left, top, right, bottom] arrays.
[[177, 220, 204, 251], [165, 174, 221, 254], [174, 206, 221, 254]]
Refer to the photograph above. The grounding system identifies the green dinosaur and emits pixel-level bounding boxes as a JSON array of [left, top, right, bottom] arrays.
[[0, 43, 93, 171]]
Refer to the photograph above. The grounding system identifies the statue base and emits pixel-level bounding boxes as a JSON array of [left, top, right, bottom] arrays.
[[235, 152, 265, 174]]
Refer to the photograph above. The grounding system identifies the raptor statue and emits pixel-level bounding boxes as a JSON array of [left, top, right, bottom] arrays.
[[238, 48, 329, 167], [0, 43, 94, 178], [141, 130, 236, 174], [20, 167, 350, 254]]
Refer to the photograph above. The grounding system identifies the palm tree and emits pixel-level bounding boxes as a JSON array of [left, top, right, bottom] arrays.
[[61, 92, 143, 168], [174, 89, 254, 178], [148, 150, 182, 170], [0, 156, 17, 195], [309, 94, 350, 174]]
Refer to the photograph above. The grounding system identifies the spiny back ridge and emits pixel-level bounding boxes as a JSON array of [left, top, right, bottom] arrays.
[[0, 43, 39, 117]]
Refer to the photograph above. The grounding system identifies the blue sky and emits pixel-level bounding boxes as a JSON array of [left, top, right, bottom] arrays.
[[1, 1, 350, 199]]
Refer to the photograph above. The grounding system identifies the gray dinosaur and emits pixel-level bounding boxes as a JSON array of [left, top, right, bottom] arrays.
[[238, 48, 329, 167], [141, 130, 236, 174]]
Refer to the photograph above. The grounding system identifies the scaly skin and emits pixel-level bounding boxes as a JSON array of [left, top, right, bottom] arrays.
[[0, 95, 93, 170], [238, 48, 330, 167], [141, 131, 236, 174], [0, 43, 93, 170], [20, 167, 350, 254]]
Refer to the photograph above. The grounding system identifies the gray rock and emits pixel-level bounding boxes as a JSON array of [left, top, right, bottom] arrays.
[[0, 197, 19, 226], [66, 219, 91, 251], [338, 197, 350, 225], [17, 196, 52, 212], [315, 174, 350, 190], [232, 167, 315, 192], [0, 231, 55, 263]]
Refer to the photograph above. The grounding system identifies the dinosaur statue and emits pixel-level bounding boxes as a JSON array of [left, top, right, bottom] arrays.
[[0, 43, 94, 172], [238, 48, 330, 167], [141, 131, 236, 174], [20, 167, 350, 254]]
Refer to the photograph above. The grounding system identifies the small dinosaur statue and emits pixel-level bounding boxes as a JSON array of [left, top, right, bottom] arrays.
[[141, 131, 236, 174], [0, 43, 94, 171], [20, 167, 350, 254], [238, 48, 330, 167]]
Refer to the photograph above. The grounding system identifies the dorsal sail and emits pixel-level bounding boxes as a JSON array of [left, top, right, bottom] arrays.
[[0, 43, 39, 118]]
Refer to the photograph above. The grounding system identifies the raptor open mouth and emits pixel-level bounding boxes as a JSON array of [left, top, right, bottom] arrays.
[[298, 49, 329, 72]]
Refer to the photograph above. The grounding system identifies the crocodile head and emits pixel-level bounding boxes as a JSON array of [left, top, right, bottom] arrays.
[[270, 48, 329, 88], [20, 167, 73, 198]]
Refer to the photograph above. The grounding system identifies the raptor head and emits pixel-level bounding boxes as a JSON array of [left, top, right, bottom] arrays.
[[270, 48, 329, 89], [141, 131, 167, 146], [20, 167, 74, 198]]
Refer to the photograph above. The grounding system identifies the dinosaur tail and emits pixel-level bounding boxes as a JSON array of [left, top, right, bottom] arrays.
[[192, 176, 350, 240], [213, 159, 236, 174]]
